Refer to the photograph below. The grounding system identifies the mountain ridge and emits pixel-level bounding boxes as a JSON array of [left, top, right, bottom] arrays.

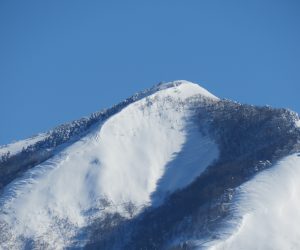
[[0, 81, 218, 190], [0, 80, 217, 156], [0, 80, 299, 250]]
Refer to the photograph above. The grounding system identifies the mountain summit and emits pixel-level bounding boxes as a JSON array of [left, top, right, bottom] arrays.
[[0, 81, 300, 250]]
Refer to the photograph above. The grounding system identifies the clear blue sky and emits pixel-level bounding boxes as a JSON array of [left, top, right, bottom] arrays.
[[0, 0, 299, 145]]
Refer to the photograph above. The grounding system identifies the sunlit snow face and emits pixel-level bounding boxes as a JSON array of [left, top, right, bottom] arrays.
[[208, 154, 300, 250], [0, 82, 219, 249]]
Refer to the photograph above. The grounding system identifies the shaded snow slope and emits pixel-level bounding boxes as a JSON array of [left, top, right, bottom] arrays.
[[0, 81, 219, 249], [208, 153, 300, 250]]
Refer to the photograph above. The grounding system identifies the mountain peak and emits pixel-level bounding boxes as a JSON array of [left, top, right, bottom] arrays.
[[0, 79, 299, 249], [151, 80, 219, 100]]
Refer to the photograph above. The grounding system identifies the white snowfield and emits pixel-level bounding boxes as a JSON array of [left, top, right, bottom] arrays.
[[0, 81, 219, 249], [207, 153, 300, 250]]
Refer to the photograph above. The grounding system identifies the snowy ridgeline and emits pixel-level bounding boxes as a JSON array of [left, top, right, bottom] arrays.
[[0, 134, 48, 160], [0, 80, 218, 160], [0, 81, 219, 249], [0, 80, 299, 250], [0, 81, 218, 190]]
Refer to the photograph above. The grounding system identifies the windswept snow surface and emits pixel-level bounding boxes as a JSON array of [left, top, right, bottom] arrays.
[[208, 154, 300, 250], [0, 81, 219, 249]]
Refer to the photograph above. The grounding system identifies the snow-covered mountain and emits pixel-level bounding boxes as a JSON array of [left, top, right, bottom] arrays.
[[0, 80, 299, 250]]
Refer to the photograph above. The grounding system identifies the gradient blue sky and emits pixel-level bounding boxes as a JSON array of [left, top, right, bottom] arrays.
[[0, 0, 299, 145]]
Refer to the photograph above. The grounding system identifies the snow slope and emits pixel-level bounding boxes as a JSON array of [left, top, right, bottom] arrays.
[[208, 153, 300, 250], [0, 81, 219, 249], [0, 133, 48, 158], [296, 119, 300, 128]]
